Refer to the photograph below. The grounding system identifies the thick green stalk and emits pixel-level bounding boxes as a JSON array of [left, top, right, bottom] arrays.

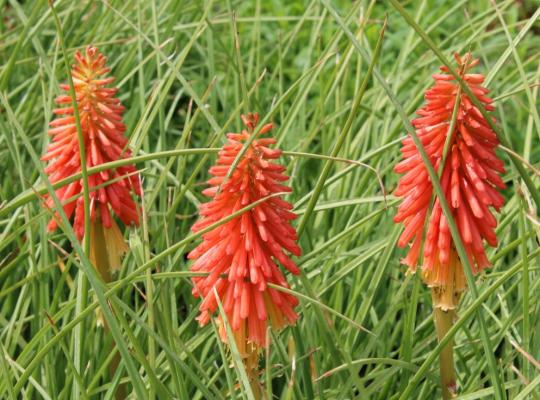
[[433, 307, 457, 400], [89, 219, 126, 399]]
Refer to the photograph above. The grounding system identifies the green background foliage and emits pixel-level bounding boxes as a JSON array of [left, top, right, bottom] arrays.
[[0, 0, 538, 398]]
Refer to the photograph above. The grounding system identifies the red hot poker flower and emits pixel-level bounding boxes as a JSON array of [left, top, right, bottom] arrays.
[[394, 53, 505, 309], [188, 113, 301, 363], [42, 46, 141, 242]]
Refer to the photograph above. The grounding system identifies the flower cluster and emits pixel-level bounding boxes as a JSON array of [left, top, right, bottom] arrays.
[[394, 53, 505, 309], [42, 46, 141, 240], [188, 113, 301, 362], [35, 43, 511, 396]]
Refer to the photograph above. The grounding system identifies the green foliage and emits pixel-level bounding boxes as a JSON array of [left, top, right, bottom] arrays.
[[0, 0, 538, 398]]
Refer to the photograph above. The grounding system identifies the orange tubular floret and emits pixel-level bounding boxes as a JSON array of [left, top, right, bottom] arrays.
[[42, 46, 141, 240], [394, 53, 505, 309], [188, 113, 301, 359]]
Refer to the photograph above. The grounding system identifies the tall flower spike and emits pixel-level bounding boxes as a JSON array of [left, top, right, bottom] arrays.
[[42, 47, 140, 398], [394, 53, 505, 310], [42, 46, 141, 248], [189, 113, 301, 369]]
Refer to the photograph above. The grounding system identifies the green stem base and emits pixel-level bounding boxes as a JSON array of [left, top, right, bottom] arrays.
[[433, 305, 457, 399]]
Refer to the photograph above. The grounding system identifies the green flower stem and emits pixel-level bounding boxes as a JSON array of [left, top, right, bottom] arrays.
[[433, 306, 457, 400]]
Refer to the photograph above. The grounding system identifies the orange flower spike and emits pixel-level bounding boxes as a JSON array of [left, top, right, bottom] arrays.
[[394, 53, 505, 309], [42, 46, 141, 241], [189, 112, 301, 360]]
